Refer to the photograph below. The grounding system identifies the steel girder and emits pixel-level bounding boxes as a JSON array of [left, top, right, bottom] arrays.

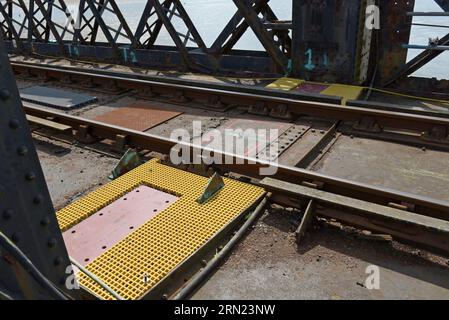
[[435, 0, 449, 12], [0, 34, 74, 299], [291, 0, 366, 84]]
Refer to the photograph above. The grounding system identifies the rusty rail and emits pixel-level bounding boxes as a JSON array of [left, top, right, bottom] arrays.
[[12, 60, 449, 142], [24, 104, 449, 223]]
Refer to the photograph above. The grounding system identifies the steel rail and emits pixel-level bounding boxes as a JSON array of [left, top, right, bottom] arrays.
[[11, 60, 449, 138], [10, 59, 340, 104], [23, 104, 449, 222]]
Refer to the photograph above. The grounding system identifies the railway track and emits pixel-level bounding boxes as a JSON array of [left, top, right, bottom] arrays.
[[11, 58, 449, 256], [23, 103, 449, 256], [10, 59, 449, 150]]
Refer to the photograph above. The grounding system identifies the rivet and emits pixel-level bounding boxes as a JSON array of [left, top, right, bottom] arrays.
[[25, 172, 36, 181], [33, 194, 44, 204], [8, 119, 19, 129], [47, 238, 57, 248], [0, 88, 11, 100], [2, 209, 13, 220], [54, 257, 63, 266], [11, 233, 20, 243], [17, 146, 28, 156], [40, 217, 50, 226]]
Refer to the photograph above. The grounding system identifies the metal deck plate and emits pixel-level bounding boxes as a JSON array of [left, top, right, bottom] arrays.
[[93, 103, 182, 131], [63, 185, 179, 267], [19, 86, 97, 110], [193, 118, 292, 158], [57, 159, 265, 300]]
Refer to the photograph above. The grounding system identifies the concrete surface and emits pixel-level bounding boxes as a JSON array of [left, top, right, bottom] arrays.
[[193, 207, 449, 300], [34, 133, 117, 209], [312, 135, 449, 202]]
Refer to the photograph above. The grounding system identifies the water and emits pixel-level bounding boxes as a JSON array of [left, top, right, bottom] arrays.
[[409, 0, 449, 79], [59, 0, 449, 80]]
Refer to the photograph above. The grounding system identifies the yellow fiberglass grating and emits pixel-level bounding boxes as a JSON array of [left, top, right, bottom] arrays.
[[266, 77, 305, 91], [320, 84, 364, 105], [56, 159, 265, 300]]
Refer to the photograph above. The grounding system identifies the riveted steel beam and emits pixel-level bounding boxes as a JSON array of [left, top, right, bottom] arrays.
[[0, 35, 74, 299]]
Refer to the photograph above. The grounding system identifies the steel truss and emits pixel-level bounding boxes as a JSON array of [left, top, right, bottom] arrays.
[[0, 0, 448, 93], [0, 0, 292, 74]]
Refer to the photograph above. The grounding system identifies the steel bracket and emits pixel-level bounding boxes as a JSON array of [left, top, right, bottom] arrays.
[[74, 124, 98, 144], [353, 116, 383, 133], [248, 101, 269, 116], [269, 104, 292, 120], [421, 125, 449, 144]]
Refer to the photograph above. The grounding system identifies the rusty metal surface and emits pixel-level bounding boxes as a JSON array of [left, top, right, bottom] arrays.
[[291, 0, 364, 83], [93, 103, 181, 131], [377, 0, 416, 83], [62, 185, 179, 267]]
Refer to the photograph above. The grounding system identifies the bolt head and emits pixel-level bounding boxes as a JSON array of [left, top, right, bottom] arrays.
[[9, 119, 19, 129], [2, 209, 13, 220], [47, 238, 57, 248], [25, 172, 36, 181], [17, 146, 28, 156], [40, 217, 50, 226], [0, 88, 11, 100], [33, 194, 44, 204], [11, 233, 20, 243], [54, 257, 63, 266]]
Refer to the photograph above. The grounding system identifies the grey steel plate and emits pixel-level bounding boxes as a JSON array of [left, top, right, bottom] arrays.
[[20, 86, 97, 110]]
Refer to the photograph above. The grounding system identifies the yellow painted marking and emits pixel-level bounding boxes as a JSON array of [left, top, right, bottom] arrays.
[[320, 84, 364, 105], [57, 159, 265, 300], [266, 77, 304, 91]]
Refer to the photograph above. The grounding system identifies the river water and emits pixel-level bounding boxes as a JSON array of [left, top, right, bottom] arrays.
[[59, 0, 449, 80]]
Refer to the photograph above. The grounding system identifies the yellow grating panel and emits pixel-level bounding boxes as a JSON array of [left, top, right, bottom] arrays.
[[266, 77, 304, 91], [57, 159, 265, 300], [320, 84, 364, 105]]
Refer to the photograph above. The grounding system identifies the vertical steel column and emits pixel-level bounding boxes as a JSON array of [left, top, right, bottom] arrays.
[[377, 0, 415, 84], [291, 0, 301, 78], [291, 0, 364, 83], [0, 35, 73, 299]]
